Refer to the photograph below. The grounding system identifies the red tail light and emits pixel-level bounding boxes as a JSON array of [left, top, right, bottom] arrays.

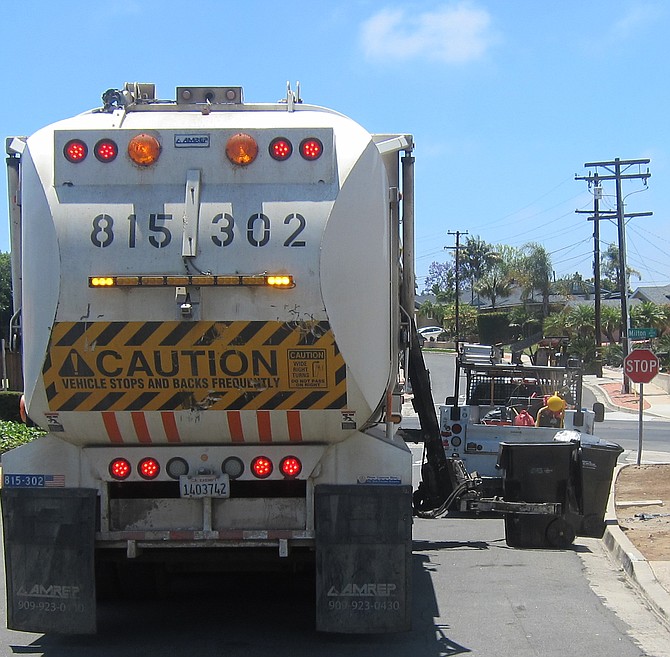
[[251, 456, 273, 479], [138, 457, 160, 480], [64, 139, 88, 163], [94, 139, 118, 162], [299, 138, 323, 161], [280, 456, 302, 478], [269, 137, 293, 161], [110, 458, 131, 480]]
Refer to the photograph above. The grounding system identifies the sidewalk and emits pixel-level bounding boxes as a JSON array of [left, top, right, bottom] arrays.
[[586, 365, 670, 420], [583, 367, 670, 629]]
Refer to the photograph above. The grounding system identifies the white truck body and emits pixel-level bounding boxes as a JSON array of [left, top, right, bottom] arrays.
[[2, 83, 414, 634]]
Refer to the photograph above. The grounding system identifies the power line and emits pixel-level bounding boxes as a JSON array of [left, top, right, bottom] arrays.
[[576, 157, 652, 392]]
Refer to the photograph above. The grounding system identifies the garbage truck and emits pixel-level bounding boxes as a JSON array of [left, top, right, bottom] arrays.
[[2, 82, 416, 634]]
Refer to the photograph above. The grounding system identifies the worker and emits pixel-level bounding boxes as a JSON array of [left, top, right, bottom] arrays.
[[535, 393, 566, 428]]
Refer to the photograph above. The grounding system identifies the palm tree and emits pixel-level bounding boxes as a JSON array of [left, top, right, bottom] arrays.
[[600, 305, 621, 344], [461, 236, 499, 303], [630, 301, 667, 336], [601, 243, 640, 293], [567, 305, 596, 338], [517, 243, 553, 317], [543, 310, 570, 338], [418, 299, 447, 327], [474, 267, 513, 309]]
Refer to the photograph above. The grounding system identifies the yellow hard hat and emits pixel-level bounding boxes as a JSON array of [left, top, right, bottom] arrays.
[[547, 394, 564, 412]]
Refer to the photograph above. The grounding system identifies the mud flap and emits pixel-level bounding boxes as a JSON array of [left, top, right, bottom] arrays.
[[1, 488, 97, 634], [315, 484, 412, 633]]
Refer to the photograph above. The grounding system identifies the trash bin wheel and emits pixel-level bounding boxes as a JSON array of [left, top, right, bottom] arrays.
[[545, 517, 576, 549]]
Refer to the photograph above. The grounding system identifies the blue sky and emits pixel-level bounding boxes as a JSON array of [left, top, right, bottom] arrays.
[[2, 1, 669, 291]]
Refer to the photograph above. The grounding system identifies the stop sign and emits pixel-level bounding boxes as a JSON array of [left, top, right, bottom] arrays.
[[623, 348, 660, 384]]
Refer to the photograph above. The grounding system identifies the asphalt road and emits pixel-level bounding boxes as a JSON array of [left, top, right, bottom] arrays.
[[0, 510, 665, 657]]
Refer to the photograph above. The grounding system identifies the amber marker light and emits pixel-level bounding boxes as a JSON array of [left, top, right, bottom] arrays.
[[226, 133, 258, 165], [90, 277, 115, 287], [128, 133, 161, 166], [266, 275, 294, 288]]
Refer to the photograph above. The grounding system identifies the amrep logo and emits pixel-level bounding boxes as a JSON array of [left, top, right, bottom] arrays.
[[17, 584, 81, 599], [174, 134, 210, 148], [327, 583, 397, 597]]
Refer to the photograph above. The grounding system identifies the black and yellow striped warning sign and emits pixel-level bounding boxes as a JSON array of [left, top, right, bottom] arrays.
[[42, 321, 347, 412]]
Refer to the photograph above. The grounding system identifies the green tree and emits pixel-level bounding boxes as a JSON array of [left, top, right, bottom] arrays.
[[474, 267, 513, 309], [601, 243, 640, 293], [423, 261, 454, 298], [418, 298, 447, 327], [442, 303, 478, 339], [543, 310, 570, 338], [461, 236, 499, 303], [600, 305, 621, 344], [554, 272, 590, 299], [630, 301, 667, 335], [566, 304, 596, 338], [473, 244, 515, 309], [516, 243, 553, 317]]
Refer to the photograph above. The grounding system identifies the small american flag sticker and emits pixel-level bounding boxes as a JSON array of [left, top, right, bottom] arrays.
[[3, 474, 66, 488]]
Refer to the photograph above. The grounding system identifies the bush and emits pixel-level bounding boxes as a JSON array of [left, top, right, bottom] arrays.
[[601, 343, 623, 367], [0, 420, 45, 453]]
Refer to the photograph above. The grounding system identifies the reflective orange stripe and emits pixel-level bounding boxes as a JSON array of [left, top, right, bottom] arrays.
[[227, 411, 244, 443], [131, 412, 152, 443], [257, 411, 272, 443], [102, 412, 124, 444], [287, 411, 302, 442], [161, 412, 181, 443]]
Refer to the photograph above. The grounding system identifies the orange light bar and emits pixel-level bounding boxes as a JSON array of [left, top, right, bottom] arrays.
[[89, 275, 295, 288]]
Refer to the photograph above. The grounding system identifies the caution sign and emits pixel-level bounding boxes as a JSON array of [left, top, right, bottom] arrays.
[[42, 321, 347, 412], [288, 349, 327, 389]]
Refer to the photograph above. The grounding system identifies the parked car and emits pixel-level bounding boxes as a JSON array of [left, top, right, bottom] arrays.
[[418, 326, 447, 342]]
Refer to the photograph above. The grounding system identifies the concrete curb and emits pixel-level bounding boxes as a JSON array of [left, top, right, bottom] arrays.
[[583, 377, 636, 415], [602, 465, 670, 630]]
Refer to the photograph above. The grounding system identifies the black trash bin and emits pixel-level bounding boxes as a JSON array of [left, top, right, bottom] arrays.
[[570, 438, 624, 538], [497, 442, 578, 548]]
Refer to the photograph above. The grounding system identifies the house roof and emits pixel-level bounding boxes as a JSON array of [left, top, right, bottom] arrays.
[[631, 284, 670, 305]]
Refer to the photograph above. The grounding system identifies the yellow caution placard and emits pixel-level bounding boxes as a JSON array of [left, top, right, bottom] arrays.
[[42, 321, 347, 412]]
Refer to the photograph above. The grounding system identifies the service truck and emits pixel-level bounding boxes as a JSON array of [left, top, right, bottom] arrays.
[[411, 343, 616, 549], [2, 82, 417, 634]]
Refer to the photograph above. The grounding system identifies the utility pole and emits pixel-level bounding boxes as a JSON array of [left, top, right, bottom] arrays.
[[576, 174, 605, 377], [446, 230, 468, 353], [576, 158, 652, 393]]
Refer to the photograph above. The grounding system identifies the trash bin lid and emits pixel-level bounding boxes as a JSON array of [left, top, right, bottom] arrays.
[[554, 430, 581, 443]]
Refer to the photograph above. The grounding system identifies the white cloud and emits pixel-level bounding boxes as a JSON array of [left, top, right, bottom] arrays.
[[360, 2, 497, 64], [610, 3, 661, 40]]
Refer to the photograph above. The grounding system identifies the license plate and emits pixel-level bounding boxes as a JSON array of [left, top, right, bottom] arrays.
[[179, 474, 230, 498]]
